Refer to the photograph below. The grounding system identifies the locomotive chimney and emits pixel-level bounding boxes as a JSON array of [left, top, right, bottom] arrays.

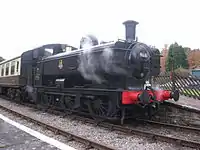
[[123, 20, 139, 42]]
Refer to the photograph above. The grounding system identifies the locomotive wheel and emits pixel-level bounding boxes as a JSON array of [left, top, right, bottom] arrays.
[[14, 89, 21, 103], [40, 94, 52, 109], [9, 89, 15, 100], [7, 88, 13, 100], [87, 97, 114, 120], [63, 96, 75, 110]]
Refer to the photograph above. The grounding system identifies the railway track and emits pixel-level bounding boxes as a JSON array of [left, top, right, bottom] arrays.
[[163, 101, 200, 114], [68, 116, 200, 149], [135, 118, 200, 132], [154, 101, 200, 127], [91, 121, 200, 149], [1, 98, 200, 149], [0, 104, 115, 150]]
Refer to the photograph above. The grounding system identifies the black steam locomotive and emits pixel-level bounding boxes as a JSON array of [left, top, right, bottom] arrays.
[[0, 20, 179, 123]]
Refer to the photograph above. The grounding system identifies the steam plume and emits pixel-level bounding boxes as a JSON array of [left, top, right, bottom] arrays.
[[25, 85, 36, 102], [100, 48, 126, 74], [77, 36, 126, 84]]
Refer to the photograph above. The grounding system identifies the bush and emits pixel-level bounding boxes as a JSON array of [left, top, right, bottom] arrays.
[[174, 67, 190, 77]]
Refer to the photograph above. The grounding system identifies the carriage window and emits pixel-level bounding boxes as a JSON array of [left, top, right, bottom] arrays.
[[11, 61, 15, 75], [5, 63, 9, 76], [1, 64, 4, 76], [44, 49, 53, 57], [65, 46, 72, 52], [16, 61, 19, 72]]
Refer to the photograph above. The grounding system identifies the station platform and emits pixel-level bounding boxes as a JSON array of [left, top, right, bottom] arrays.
[[0, 114, 76, 150], [167, 95, 200, 111]]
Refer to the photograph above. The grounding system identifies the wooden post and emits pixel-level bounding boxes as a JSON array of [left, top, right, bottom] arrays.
[[171, 54, 176, 91]]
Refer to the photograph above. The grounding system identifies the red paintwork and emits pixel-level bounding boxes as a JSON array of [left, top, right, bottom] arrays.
[[122, 90, 172, 104]]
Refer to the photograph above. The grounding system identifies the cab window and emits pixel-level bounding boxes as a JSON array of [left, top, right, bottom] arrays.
[[1, 64, 4, 76], [5, 63, 9, 76], [11, 61, 15, 75]]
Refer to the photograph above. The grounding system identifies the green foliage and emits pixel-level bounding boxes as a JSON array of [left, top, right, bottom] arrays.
[[183, 47, 191, 56], [174, 67, 190, 77], [165, 42, 189, 72]]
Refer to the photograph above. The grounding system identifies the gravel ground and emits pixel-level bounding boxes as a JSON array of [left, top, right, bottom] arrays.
[[0, 98, 197, 150], [152, 104, 200, 126], [168, 95, 200, 111], [127, 123, 200, 143]]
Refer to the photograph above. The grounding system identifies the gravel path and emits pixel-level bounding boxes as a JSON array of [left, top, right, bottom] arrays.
[[0, 98, 197, 150], [128, 123, 200, 143], [168, 95, 200, 111], [152, 104, 200, 126]]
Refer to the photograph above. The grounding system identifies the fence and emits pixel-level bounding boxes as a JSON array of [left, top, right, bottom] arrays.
[[153, 72, 200, 100]]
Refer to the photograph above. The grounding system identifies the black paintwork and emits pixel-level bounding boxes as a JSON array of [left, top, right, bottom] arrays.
[[33, 40, 161, 91], [123, 20, 139, 42], [0, 20, 165, 121]]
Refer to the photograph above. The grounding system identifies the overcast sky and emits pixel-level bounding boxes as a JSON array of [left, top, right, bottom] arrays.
[[0, 0, 199, 59]]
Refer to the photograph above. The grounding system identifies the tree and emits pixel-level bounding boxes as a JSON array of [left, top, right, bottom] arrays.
[[165, 44, 173, 72], [0, 56, 5, 62], [184, 47, 191, 56], [187, 49, 200, 69], [165, 42, 189, 72]]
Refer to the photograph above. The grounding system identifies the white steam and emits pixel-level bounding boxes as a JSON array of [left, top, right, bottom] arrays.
[[152, 84, 162, 90], [25, 85, 36, 102], [100, 48, 127, 75], [26, 85, 33, 93], [152, 84, 165, 100], [78, 49, 103, 84], [78, 37, 126, 84]]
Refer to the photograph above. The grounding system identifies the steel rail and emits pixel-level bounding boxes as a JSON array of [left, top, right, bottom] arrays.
[[81, 119, 200, 149], [135, 118, 200, 132], [163, 101, 200, 114], [0, 104, 115, 150], [1, 97, 200, 149]]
